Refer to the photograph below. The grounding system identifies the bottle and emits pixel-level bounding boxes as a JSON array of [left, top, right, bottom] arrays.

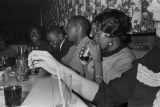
[[16, 45, 28, 75]]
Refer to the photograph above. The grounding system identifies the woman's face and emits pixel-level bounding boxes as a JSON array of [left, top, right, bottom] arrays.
[[30, 28, 41, 43], [147, 0, 160, 37], [91, 24, 111, 49]]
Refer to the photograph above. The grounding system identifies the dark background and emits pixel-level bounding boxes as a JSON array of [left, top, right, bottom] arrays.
[[0, 0, 45, 44]]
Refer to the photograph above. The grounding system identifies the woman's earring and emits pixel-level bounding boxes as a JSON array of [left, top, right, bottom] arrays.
[[109, 42, 113, 46]]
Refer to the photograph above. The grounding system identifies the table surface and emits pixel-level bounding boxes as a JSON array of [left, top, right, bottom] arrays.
[[23, 75, 88, 107], [0, 73, 88, 107]]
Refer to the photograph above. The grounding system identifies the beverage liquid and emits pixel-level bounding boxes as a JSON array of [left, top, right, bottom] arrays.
[[4, 85, 22, 107]]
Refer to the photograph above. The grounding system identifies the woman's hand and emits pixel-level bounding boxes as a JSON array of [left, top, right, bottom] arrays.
[[28, 50, 59, 75], [88, 42, 102, 63]]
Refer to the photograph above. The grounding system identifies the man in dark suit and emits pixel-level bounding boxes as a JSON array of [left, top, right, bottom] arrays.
[[46, 25, 74, 61]]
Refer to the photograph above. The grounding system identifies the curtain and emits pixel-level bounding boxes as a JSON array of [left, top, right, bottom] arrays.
[[42, 0, 155, 33]]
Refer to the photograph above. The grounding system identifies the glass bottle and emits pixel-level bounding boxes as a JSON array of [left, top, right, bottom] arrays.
[[16, 45, 28, 75]]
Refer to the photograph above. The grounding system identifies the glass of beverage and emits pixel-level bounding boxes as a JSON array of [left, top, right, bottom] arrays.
[[79, 46, 92, 65], [51, 73, 72, 107], [2, 72, 23, 107]]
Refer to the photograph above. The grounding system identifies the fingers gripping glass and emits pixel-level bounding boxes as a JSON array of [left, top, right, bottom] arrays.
[[30, 59, 41, 69], [29, 48, 40, 75]]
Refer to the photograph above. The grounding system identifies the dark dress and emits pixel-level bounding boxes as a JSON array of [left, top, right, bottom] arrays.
[[92, 47, 160, 107]]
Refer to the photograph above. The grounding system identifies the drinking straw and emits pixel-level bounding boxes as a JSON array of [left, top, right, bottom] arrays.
[[56, 64, 65, 107]]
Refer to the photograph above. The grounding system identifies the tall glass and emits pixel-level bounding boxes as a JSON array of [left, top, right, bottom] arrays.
[[0, 74, 4, 107], [2, 72, 23, 107], [51, 73, 72, 107]]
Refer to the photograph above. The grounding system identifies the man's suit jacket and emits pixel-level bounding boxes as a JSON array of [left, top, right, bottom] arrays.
[[51, 38, 74, 61]]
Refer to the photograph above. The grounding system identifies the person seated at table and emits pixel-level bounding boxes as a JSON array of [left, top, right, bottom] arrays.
[[28, 1, 160, 106], [61, 15, 91, 75], [46, 25, 74, 61], [26, 26, 52, 76], [0, 32, 17, 66], [26, 25, 52, 54], [85, 9, 136, 83], [0, 34, 17, 58]]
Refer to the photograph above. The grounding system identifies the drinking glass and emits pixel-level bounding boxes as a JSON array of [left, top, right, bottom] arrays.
[[0, 70, 4, 90], [51, 73, 72, 107], [0, 74, 4, 104], [79, 47, 92, 65], [2, 72, 23, 107]]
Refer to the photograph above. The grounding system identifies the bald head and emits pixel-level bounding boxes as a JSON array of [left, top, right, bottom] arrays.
[[68, 15, 91, 36]]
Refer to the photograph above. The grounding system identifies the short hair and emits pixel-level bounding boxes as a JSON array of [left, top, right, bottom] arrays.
[[68, 15, 91, 36], [92, 9, 131, 43], [28, 25, 42, 37], [47, 25, 66, 37]]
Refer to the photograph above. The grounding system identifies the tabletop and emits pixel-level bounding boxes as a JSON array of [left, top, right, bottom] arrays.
[[23, 75, 88, 107], [0, 72, 88, 107]]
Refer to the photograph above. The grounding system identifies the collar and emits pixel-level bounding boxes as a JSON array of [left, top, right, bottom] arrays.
[[102, 44, 126, 57], [59, 38, 66, 51]]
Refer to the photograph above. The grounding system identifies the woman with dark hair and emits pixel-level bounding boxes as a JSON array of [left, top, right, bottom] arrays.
[[85, 9, 135, 83]]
